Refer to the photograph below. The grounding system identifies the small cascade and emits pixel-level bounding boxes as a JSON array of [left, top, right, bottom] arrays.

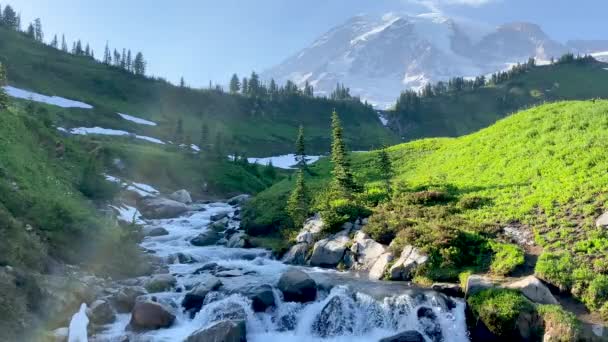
[[93, 201, 469, 342], [68, 303, 89, 342]]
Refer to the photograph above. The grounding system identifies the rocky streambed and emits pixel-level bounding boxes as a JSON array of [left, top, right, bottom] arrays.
[[66, 194, 471, 342]]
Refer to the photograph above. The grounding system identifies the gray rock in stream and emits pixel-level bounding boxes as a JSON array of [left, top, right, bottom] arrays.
[[138, 197, 188, 219], [191, 230, 222, 246], [379, 330, 425, 342], [389, 245, 428, 281], [309, 230, 350, 267], [128, 301, 175, 331], [185, 319, 246, 342], [181, 274, 222, 315], [278, 269, 317, 303], [144, 274, 177, 293], [110, 286, 147, 313], [312, 295, 356, 338], [282, 243, 309, 265], [87, 299, 116, 325], [227, 194, 251, 206], [168, 189, 192, 204]]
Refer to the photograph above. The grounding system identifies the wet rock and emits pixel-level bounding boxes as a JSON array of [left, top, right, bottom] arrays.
[[191, 230, 221, 246], [296, 230, 315, 244], [417, 307, 442, 342], [350, 231, 388, 269], [185, 319, 246, 342], [128, 301, 175, 331], [224, 227, 239, 239], [144, 274, 176, 293], [169, 189, 192, 204], [343, 250, 355, 269], [278, 269, 317, 303], [505, 276, 558, 305], [431, 283, 463, 298], [465, 275, 497, 297], [193, 262, 219, 274], [146, 227, 169, 237], [227, 194, 251, 206], [389, 246, 428, 281], [216, 269, 246, 278], [211, 212, 230, 222], [110, 286, 147, 313], [379, 330, 425, 342], [368, 252, 394, 280], [86, 299, 116, 325], [312, 295, 356, 338], [309, 230, 350, 267], [210, 220, 228, 232], [168, 253, 197, 264], [282, 243, 309, 265], [245, 284, 275, 312], [181, 275, 222, 315], [138, 197, 188, 219], [227, 233, 249, 248]]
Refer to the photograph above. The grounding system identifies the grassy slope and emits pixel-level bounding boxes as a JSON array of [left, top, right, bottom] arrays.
[[391, 61, 608, 140], [0, 27, 397, 156]]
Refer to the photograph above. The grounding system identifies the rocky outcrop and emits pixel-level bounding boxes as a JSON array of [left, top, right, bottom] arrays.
[[182, 274, 222, 315], [144, 274, 176, 293], [350, 231, 388, 269], [227, 194, 251, 206], [168, 189, 192, 204], [389, 246, 428, 281], [379, 330, 425, 342], [464, 275, 497, 297], [227, 232, 249, 248], [295, 214, 324, 244], [505, 276, 558, 305], [185, 320, 246, 342], [191, 230, 222, 246], [138, 197, 188, 219], [277, 269, 317, 303], [282, 243, 309, 265], [309, 230, 350, 267], [110, 286, 147, 313], [86, 299, 116, 325], [128, 301, 175, 331], [368, 252, 394, 280]]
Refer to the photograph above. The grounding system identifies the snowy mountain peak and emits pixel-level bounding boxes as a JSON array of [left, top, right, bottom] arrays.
[[264, 13, 606, 108]]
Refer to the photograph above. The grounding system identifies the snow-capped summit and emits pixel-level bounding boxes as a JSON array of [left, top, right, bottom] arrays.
[[263, 13, 605, 108]]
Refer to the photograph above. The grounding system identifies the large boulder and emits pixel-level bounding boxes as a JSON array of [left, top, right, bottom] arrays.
[[227, 194, 251, 206], [128, 301, 175, 331], [191, 230, 222, 246], [181, 275, 222, 315], [145, 227, 169, 237], [185, 320, 246, 342], [282, 243, 309, 265], [465, 275, 497, 297], [244, 284, 275, 312], [312, 295, 356, 338], [277, 269, 317, 303], [389, 246, 428, 280], [144, 274, 177, 293], [368, 252, 394, 280], [309, 230, 350, 267], [295, 214, 324, 244], [169, 189, 192, 204], [86, 299, 116, 325], [505, 276, 558, 305], [110, 286, 147, 313], [138, 197, 188, 219], [227, 232, 249, 248], [350, 231, 388, 269], [379, 330, 425, 342]]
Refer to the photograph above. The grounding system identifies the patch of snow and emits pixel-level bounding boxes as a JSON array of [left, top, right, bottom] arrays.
[[117, 113, 157, 126], [190, 144, 200, 152], [66, 127, 165, 145], [67, 303, 88, 342], [104, 174, 159, 198], [247, 154, 321, 169], [3, 86, 93, 109], [131, 182, 159, 195], [604, 68, 608, 71], [57, 127, 68, 132], [351, 15, 401, 45], [591, 51, 608, 58], [110, 205, 145, 225], [104, 174, 124, 185], [377, 112, 389, 126]]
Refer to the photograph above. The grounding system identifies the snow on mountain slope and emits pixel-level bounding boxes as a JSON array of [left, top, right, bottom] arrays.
[[264, 13, 605, 108]]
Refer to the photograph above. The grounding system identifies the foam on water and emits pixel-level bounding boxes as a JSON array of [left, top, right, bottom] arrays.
[[95, 201, 469, 342]]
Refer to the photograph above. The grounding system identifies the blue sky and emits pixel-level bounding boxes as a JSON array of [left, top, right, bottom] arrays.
[[15, 0, 607, 87]]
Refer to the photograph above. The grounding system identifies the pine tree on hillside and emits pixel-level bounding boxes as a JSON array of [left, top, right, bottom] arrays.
[[304, 81, 314, 97], [120, 48, 126, 69], [330, 110, 357, 197], [33, 18, 43, 42], [61, 34, 68, 52], [0, 63, 8, 109], [113, 49, 121, 66], [375, 147, 393, 195], [179, 77, 186, 88], [262, 160, 276, 179], [199, 122, 209, 153], [133, 52, 146, 75], [229, 74, 240, 94], [85, 43, 90, 57], [269, 79, 278, 100], [248, 72, 260, 97], [75, 40, 83, 55], [26, 23, 35, 38], [241, 77, 248, 95], [50, 34, 58, 48], [287, 169, 310, 228], [103, 42, 111, 64], [295, 125, 308, 170], [1, 5, 18, 30], [126, 50, 132, 72]]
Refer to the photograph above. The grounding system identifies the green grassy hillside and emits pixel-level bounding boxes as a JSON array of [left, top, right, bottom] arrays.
[[387, 59, 608, 141], [0, 27, 397, 156], [245, 100, 608, 317]]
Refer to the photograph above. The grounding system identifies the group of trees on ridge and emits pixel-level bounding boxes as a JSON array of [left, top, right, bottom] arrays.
[[0, 3, 148, 76]]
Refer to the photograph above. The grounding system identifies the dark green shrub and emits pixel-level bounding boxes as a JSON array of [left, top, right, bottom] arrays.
[[582, 275, 608, 311], [535, 252, 574, 291], [489, 242, 525, 276], [405, 190, 451, 205], [318, 198, 370, 232], [537, 305, 580, 341], [458, 195, 488, 209], [468, 289, 536, 337]]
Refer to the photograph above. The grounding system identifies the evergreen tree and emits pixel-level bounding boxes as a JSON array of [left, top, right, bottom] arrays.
[[303, 81, 314, 97], [269, 79, 278, 100], [330, 110, 357, 197], [120, 48, 127, 69], [179, 77, 186, 88], [294, 125, 308, 170], [1, 5, 18, 30], [34, 18, 43, 42], [262, 160, 277, 179], [199, 122, 209, 153], [241, 77, 248, 95], [126, 50, 132, 72], [61, 34, 68, 52], [113, 49, 121, 66], [133, 52, 146, 75], [50, 34, 58, 48], [85, 43, 90, 57], [248, 71, 260, 97], [229, 74, 240, 94], [26, 23, 35, 38], [374, 147, 393, 195], [0, 63, 8, 109], [287, 169, 310, 228], [103, 42, 111, 64], [75, 40, 83, 55]]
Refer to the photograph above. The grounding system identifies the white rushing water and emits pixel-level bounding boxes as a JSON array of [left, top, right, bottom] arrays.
[[94, 202, 469, 342]]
